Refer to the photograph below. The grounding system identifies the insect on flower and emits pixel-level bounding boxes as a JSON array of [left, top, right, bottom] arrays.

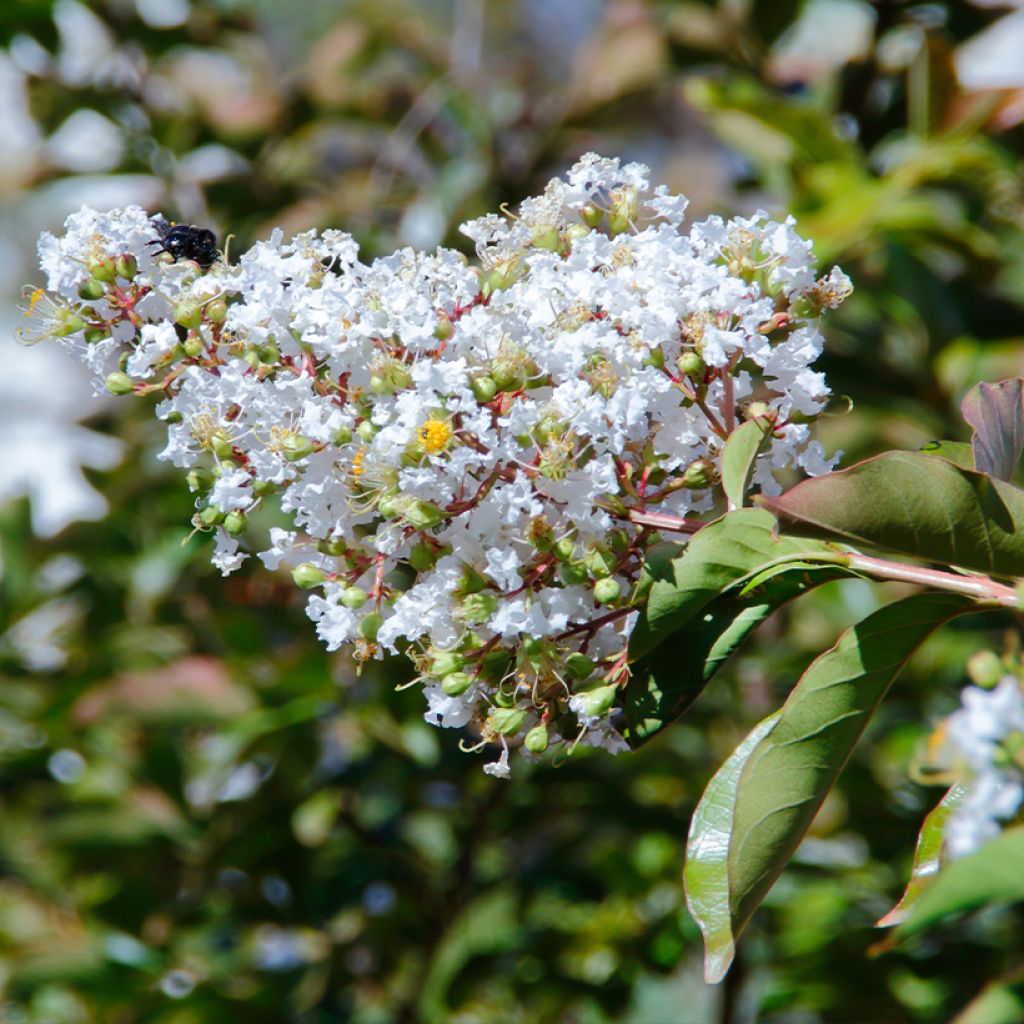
[[149, 217, 219, 269]]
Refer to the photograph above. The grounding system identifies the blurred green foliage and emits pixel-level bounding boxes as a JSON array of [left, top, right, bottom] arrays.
[[2, 0, 1024, 1020]]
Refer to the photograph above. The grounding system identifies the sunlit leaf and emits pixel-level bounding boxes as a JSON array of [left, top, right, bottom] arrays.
[[721, 419, 772, 510]]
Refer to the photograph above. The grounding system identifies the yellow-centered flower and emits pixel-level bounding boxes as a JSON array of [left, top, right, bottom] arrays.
[[417, 418, 452, 454]]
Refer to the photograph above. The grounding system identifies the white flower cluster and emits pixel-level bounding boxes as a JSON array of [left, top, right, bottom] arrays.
[[23, 154, 850, 774], [941, 675, 1024, 858]]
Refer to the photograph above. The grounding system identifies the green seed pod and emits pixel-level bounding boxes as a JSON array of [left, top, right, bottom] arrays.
[[573, 683, 618, 718], [282, 434, 316, 462], [187, 467, 214, 494], [565, 652, 596, 680], [206, 298, 229, 323], [182, 335, 204, 359], [491, 362, 523, 393], [78, 279, 106, 300], [258, 342, 279, 363], [560, 562, 589, 586], [358, 611, 383, 640], [223, 510, 246, 536], [174, 301, 203, 330], [461, 592, 498, 625], [441, 671, 473, 696], [292, 562, 326, 589], [524, 723, 549, 753], [593, 577, 621, 604], [88, 255, 118, 282], [342, 586, 369, 609], [431, 651, 465, 677], [488, 707, 526, 736], [471, 375, 498, 403], [552, 538, 576, 561], [114, 254, 137, 280], [676, 351, 705, 378], [434, 313, 455, 341], [252, 478, 277, 497], [104, 372, 134, 396], [401, 498, 445, 530], [580, 202, 603, 228]]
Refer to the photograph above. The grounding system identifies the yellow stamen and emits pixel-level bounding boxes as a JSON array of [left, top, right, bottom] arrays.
[[352, 447, 366, 477], [417, 418, 451, 454], [25, 288, 44, 317]]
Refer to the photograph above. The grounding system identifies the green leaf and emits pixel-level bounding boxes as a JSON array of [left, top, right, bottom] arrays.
[[625, 561, 849, 747], [685, 592, 974, 983], [630, 508, 840, 660], [758, 451, 1024, 576], [919, 439, 975, 470], [721, 420, 772, 509], [877, 784, 968, 928], [962, 378, 1024, 482], [683, 713, 780, 985], [897, 824, 1024, 941], [953, 968, 1024, 1024]]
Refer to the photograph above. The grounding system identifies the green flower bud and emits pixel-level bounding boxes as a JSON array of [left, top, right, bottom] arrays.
[[104, 372, 134, 396], [681, 457, 718, 490], [531, 225, 561, 252], [434, 313, 455, 341], [53, 316, 85, 337], [573, 683, 618, 718], [461, 592, 498, 625], [210, 432, 234, 460], [967, 650, 1005, 689], [258, 342, 279, 364], [252, 478, 277, 497], [563, 223, 591, 246], [114, 254, 138, 280], [223, 510, 246, 536], [165, 411, 183, 425], [356, 420, 377, 442], [565, 652, 596, 680], [333, 425, 353, 445], [182, 335, 204, 359], [552, 538, 576, 561], [342, 586, 369, 609], [676, 351, 705, 378], [491, 363, 524, 393], [457, 565, 488, 596], [198, 504, 225, 527], [524, 723, 549, 753], [206, 298, 229, 323], [608, 212, 632, 237], [441, 671, 473, 696], [745, 400, 773, 422], [88, 255, 117, 282], [523, 636, 549, 661], [400, 497, 445, 530], [584, 549, 615, 579], [174, 301, 203, 330], [643, 346, 665, 369], [187, 467, 214, 494], [78, 279, 106, 300], [431, 651, 465, 677], [593, 577, 621, 604], [560, 562, 589, 586], [580, 202, 603, 228], [292, 562, 326, 589], [317, 537, 347, 556], [471, 375, 498, 403], [409, 542, 437, 572], [488, 707, 526, 736], [378, 494, 401, 519], [84, 328, 107, 345], [359, 610, 383, 640], [282, 434, 316, 462]]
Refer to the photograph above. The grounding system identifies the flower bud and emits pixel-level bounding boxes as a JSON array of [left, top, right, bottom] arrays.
[[573, 683, 618, 718], [565, 652, 596, 680], [359, 610, 383, 640], [210, 431, 234, 460], [114, 254, 138, 280], [400, 497, 445, 530], [282, 434, 316, 462], [560, 562, 589, 586], [967, 650, 1004, 689], [78, 279, 106, 300], [84, 327, 107, 345], [357, 420, 377, 443], [342, 586, 369, 609], [409, 542, 437, 572], [460, 592, 498, 625], [333, 426, 352, 445], [580, 202, 603, 228], [198, 504, 225, 528], [681, 457, 718, 490], [434, 313, 454, 341], [524, 724, 549, 753], [431, 651, 465, 677], [745, 401, 773, 423], [174, 301, 203, 330], [593, 578, 621, 604], [676, 351, 705, 378], [471, 375, 498, 403], [317, 537, 347, 556], [563, 223, 591, 246], [223, 510, 247, 536], [552, 538, 576, 561], [104, 372, 134, 396], [252, 479, 277, 497], [488, 707, 526, 736], [187, 467, 214, 494], [182, 335, 204, 358], [531, 225, 561, 252], [456, 565, 488, 596], [378, 494, 401, 519], [584, 549, 615, 578], [292, 562, 326, 589], [441, 671, 473, 696], [88, 255, 118, 282]]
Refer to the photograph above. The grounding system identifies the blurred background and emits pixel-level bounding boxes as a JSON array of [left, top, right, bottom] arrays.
[[1, 1, 1023, 1021]]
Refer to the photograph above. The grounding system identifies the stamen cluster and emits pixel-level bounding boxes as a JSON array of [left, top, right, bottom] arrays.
[[25, 154, 850, 775]]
